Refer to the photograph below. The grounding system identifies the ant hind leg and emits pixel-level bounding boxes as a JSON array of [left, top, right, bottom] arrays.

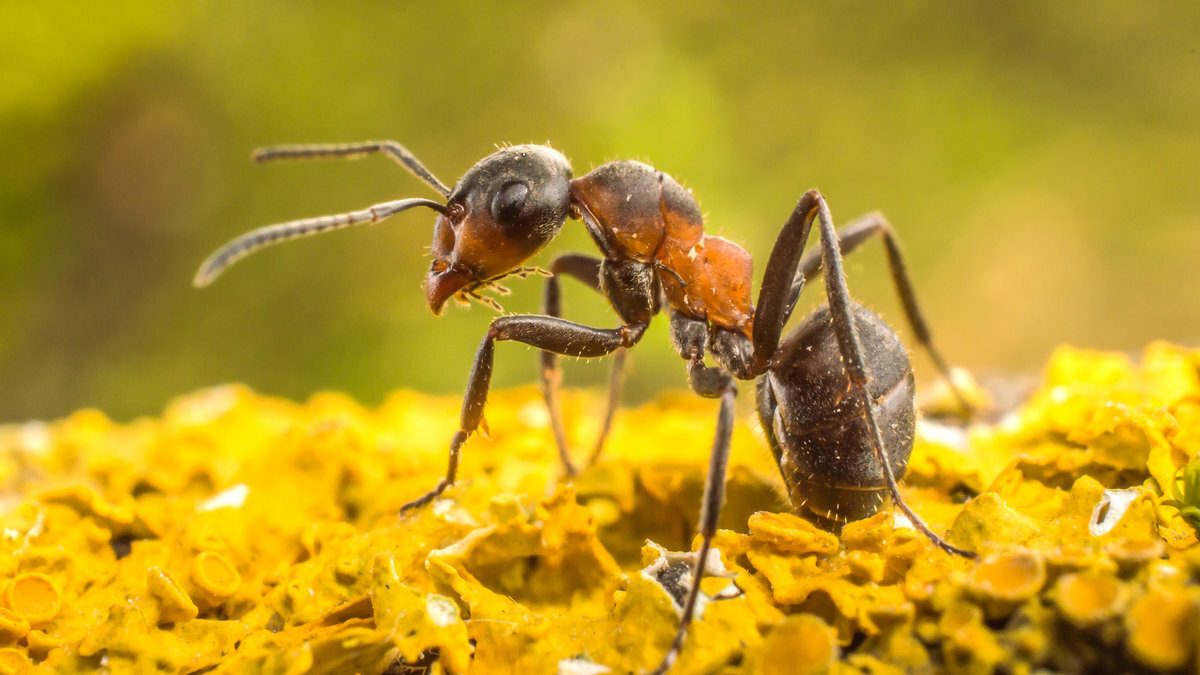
[[749, 192, 822, 372], [809, 195, 975, 559], [750, 196, 973, 418], [795, 213, 974, 417]]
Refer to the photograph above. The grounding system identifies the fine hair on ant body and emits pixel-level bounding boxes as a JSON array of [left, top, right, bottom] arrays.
[[195, 139, 977, 674]]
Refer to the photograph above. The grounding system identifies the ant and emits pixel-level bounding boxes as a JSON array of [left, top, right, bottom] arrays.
[[195, 140, 978, 674]]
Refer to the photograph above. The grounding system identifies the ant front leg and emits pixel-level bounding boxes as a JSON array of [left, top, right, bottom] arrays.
[[399, 315, 648, 513], [540, 254, 629, 475], [810, 195, 975, 559], [793, 213, 974, 417]]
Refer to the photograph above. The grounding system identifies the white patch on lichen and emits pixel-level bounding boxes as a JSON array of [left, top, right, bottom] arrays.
[[426, 594, 460, 627], [640, 542, 740, 620], [916, 421, 969, 451], [998, 411, 1023, 433], [432, 498, 481, 526], [175, 386, 240, 426], [518, 400, 550, 429], [18, 421, 51, 454], [431, 526, 493, 560], [26, 509, 44, 539], [1089, 488, 1141, 536], [198, 484, 250, 511], [557, 657, 611, 675], [893, 511, 915, 532]]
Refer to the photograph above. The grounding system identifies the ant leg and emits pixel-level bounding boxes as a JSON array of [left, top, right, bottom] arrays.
[[400, 315, 648, 512], [794, 213, 973, 416], [588, 348, 627, 465], [540, 254, 629, 474], [810, 194, 975, 559], [251, 140, 451, 197], [750, 191, 822, 373], [650, 370, 737, 674], [541, 254, 601, 474]]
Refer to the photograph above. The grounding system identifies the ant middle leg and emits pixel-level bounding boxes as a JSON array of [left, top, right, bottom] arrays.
[[794, 213, 974, 416], [400, 315, 648, 513], [540, 254, 630, 474], [809, 195, 974, 558], [649, 360, 737, 674]]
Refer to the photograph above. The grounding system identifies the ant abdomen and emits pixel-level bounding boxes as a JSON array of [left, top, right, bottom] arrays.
[[757, 303, 916, 529]]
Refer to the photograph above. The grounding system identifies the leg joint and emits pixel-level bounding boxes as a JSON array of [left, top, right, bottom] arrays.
[[620, 322, 648, 347], [687, 358, 737, 398]]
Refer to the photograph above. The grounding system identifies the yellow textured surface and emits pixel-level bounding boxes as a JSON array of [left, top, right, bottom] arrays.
[[0, 342, 1199, 674]]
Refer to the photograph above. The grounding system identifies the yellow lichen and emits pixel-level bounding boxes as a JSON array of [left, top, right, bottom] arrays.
[[0, 648, 31, 675], [0, 609, 30, 643], [1124, 588, 1199, 671], [147, 567, 199, 625], [0, 343, 1198, 673], [752, 614, 838, 675], [1052, 568, 1125, 627], [4, 575, 60, 628], [190, 551, 242, 608], [966, 550, 1046, 619]]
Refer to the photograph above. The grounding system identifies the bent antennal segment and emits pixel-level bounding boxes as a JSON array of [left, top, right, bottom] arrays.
[[252, 141, 452, 198]]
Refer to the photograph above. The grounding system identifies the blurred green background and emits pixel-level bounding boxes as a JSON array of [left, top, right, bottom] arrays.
[[2, 2, 1199, 423]]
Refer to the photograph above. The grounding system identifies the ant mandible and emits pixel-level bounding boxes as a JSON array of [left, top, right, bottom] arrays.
[[195, 140, 977, 674]]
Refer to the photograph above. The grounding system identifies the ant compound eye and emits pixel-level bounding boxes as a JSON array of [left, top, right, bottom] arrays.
[[491, 181, 529, 225]]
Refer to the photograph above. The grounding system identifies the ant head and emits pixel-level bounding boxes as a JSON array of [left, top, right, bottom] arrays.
[[194, 141, 572, 313], [425, 145, 572, 314]]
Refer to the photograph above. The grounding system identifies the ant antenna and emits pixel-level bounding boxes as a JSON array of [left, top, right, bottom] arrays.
[[194, 198, 448, 287], [252, 141, 452, 198]]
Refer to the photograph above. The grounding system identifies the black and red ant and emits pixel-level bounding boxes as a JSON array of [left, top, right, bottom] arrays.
[[195, 140, 977, 673]]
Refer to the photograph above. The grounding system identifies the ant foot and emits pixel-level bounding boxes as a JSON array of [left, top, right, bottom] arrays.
[[399, 478, 450, 514]]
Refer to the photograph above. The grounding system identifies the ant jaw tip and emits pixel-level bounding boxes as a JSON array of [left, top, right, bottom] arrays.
[[425, 267, 476, 315]]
